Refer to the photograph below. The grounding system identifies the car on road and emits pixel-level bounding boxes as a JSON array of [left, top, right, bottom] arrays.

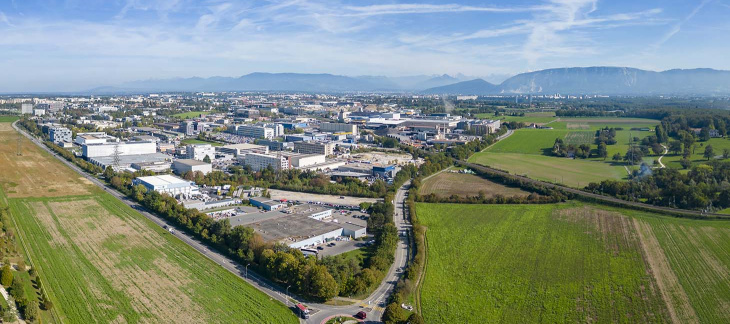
[[316, 246, 324, 250], [355, 311, 367, 319]]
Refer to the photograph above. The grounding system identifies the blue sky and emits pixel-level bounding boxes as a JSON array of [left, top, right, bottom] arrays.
[[1, 0, 728, 92]]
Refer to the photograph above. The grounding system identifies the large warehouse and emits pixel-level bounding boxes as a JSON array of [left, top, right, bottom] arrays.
[[132, 175, 199, 196], [172, 159, 212, 175]]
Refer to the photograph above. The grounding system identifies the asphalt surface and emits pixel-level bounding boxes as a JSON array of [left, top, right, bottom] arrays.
[[13, 121, 412, 324], [305, 180, 412, 323]]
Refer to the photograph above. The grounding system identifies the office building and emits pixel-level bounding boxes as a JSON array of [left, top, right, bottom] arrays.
[[48, 127, 72, 144], [320, 122, 358, 134], [172, 159, 213, 175], [241, 153, 289, 171], [231, 125, 275, 139], [217, 143, 268, 157], [293, 141, 335, 156], [75, 132, 118, 145], [288, 154, 326, 168], [186, 144, 215, 161]]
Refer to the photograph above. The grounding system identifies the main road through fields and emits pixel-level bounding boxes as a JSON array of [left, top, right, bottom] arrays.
[[13, 121, 413, 324]]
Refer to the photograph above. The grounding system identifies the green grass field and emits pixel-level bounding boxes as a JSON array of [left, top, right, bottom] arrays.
[[472, 118, 662, 187], [417, 203, 669, 323], [0, 120, 296, 323], [469, 152, 627, 187], [173, 111, 210, 119], [417, 202, 730, 323], [661, 137, 730, 168], [180, 138, 223, 146], [7, 194, 296, 323], [477, 112, 557, 124], [0, 116, 19, 123]]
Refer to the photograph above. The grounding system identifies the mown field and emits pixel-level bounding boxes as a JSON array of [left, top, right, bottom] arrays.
[[417, 203, 669, 323], [417, 202, 730, 324], [420, 171, 531, 198], [172, 111, 210, 119], [471, 118, 661, 187], [661, 137, 730, 168], [477, 112, 557, 124], [469, 152, 627, 187], [0, 121, 297, 323]]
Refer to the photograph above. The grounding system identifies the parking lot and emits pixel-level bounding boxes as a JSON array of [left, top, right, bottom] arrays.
[[267, 189, 380, 207]]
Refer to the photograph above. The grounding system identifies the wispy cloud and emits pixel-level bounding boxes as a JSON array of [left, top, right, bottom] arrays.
[[0, 11, 13, 27], [654, 0, 712, 48], [340, 3, 546, 16]]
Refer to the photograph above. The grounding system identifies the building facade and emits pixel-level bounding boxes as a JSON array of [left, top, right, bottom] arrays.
[[293, 141, 335, 156], [83, 141, 157, 158], [133, 175, 199, 196], [320, 122, 358, 134], [186, 144, 215, 161], [232, 125, 275, 139], [49, 127, 72, 144], [241, 152, 289, 171], [172, 159, 213, 175]]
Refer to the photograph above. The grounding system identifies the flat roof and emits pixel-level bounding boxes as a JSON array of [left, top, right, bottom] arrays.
[[222, 143, 268, 149], [136, 174, 191, 186], [251, 215, 342, 242], [173, 159, 210, 166], [228, 210, 286, 227], [89, 153, 170, 166]]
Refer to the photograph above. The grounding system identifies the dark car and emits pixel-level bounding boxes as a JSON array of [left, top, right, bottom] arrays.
[[355, 311, 367, 319], [317, 246, 324, 250]]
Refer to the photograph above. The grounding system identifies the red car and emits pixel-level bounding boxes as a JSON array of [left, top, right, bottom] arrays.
[[355, 311, 367, 319]]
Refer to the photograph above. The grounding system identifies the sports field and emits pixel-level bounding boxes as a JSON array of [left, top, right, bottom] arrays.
[[420, 171, 532, 198], [172, 111, 210, 119], [180, 138, 223, 146], [417, 202, 730, 323], [0, 121, 296, 323]]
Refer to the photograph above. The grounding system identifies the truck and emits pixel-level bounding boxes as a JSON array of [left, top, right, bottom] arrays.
[[295, 303, 310, 319]]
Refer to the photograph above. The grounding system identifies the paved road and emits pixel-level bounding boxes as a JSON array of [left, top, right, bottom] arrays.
[[14, 121, 412, 323], [305, 180, 412, 323], [459, 160, 730, 219]]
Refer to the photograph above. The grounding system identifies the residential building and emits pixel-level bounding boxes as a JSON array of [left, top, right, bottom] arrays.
[[186, 144, 215, 161], [21, 104, 33, 115]]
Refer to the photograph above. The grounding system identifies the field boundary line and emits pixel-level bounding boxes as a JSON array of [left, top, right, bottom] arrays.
[[414, 228, 429, 317]]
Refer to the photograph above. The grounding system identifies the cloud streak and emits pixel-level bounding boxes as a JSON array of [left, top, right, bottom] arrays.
[[654, 0, 712, 48]]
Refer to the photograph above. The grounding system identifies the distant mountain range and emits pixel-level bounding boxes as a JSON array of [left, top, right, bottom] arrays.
[[91, 67, 730, 95], [423, 67, 730, 95]]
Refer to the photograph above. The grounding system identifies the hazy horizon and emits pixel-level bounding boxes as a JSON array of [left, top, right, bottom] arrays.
[[2, 0, 729, 92]]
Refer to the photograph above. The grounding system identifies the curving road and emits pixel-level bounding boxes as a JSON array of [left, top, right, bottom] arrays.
[[13, 121, 412, 324]]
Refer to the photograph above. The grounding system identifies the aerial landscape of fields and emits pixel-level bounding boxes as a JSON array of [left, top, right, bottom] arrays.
[[0, 120, 297, 323], [468, 117, 662, 187], [416, 202, 730, 324]]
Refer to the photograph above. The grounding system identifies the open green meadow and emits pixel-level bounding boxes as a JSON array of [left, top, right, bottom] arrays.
[[417, 202, 730, 323], [0, 121, 296, 323], [471, 118, 661, 187], [477, 112, 557, 124], [172, 111, 210, 119], [0, 116, 19, 123], [661, 137, 730, 168], [180, 138, 223, 146], [468, 152, 627, 187]]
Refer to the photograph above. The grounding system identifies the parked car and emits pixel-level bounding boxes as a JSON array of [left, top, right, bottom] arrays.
[[317, 246, 324, 250], [355, 311, 367, 319]]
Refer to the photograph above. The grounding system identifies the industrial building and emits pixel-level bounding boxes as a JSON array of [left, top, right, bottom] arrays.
[[457, 119, 501, 135], [75, 132, 118, 145], [293, 141, 335, 156], [173, 159, 213, 175], [217, 143, 269, 157], [130, 160, 172, 173], [89, 152, 170, 170], [133, 175, 199, 196], [240, 152, 289, 171], [186, 144, 215, 161], [249, 197, 286, 210], [82, 141, 156, 158], [288, 154, 326, 168], [320, 122, 358, 134], [256, 139, 292, 151], [48, 127, 72, 144]]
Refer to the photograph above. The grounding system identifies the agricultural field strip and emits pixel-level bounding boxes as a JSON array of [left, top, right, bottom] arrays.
[[417, 203, 670, 324], [7, 193, 296, 323]]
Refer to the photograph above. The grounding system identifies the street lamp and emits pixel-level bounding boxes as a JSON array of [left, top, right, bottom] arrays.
[[286, 285, 292, 306]]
